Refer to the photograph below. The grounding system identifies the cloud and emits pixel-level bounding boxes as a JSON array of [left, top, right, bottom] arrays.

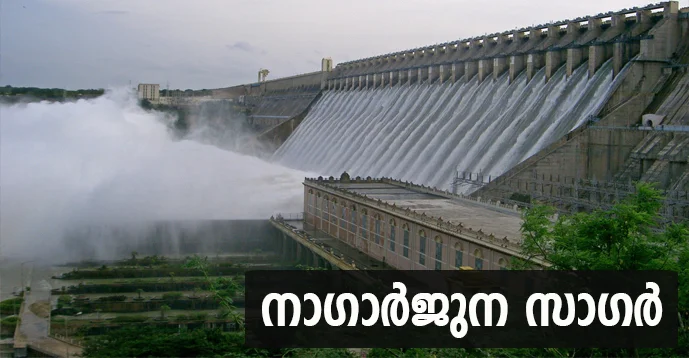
[[95, 10, 130, 15], [225, 41, 267, 55]]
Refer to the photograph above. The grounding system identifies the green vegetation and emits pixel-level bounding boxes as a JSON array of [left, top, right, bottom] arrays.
[[77, 186, 688, 356], [295, 264, 328, 271], [159, 305, 170, 320], [162, 292, 183, 300], [59, 262, 245, 280], [57, 295, 72, 309], [0, 316, 19, 337], [0, 297, 23, 315], [159, 88, 213, 97], [185, 257, 244, 327], [0, 85, 104, 102], [96, 295, 127, 302], [110, 315, 149, 323], [81, 326, 269, 358]]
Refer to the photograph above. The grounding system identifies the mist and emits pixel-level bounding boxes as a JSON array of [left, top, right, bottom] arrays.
[[184, 100, 276, 159], [0, 88, 314, 263]]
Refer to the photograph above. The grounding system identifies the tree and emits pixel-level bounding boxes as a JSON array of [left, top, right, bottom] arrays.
[[57, 295, 72, 310], [135, 289, 144, 300], [185, 256, 243, 328], [130, 251, 138, 264], [509, 182, 689, 356], [159, 305, 170, 320], [184, 183, 689, 358]]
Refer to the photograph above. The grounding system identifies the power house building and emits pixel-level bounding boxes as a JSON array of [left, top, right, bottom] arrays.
[[302, 174, 537, 271]]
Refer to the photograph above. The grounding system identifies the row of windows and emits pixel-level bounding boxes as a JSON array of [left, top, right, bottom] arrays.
[[307, 191, 501, 270]]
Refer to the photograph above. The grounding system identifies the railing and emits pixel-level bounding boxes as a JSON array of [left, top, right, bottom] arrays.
[[590, 125, 689, 132], [272, 212, 304, 221], [336, 2, 667, 67], [49, 333, 84, 348], [472, 170, 689, 222], [270, 218, 361, 270], [332, 34, 656, 80]]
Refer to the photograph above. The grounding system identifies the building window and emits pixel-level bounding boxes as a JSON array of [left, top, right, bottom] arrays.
[[323, 198, 329, 221], [476, 258, 483, 270], [403, 225, 410, 258], [419, 231, 426, 266], [498, 258, 508, 270], [389, 220, 396, 252], [374, 216, 381, 245], [350, 207, 357, 233], [315, 194, 320, 217], [361, 212, 368, 239], [474, 249, 483, 270], [340, 205, 346, 228], [435, 238, 443, 271], [331, 201, 337, 224], [455, 244, 463, 268]]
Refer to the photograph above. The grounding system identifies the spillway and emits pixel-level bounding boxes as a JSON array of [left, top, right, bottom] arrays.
[[273, 59, 615, 192]]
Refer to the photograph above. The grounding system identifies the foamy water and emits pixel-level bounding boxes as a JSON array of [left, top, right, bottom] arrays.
[[0, 88, 313, 261]]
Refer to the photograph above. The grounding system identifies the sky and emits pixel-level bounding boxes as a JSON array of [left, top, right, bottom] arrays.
[[1, 0, 686, 90]]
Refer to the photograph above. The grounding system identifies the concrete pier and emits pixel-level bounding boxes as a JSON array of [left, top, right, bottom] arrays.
[[545, 50, 563, 81], [318, 1, 678, 91], [465, 61, 478, 82]]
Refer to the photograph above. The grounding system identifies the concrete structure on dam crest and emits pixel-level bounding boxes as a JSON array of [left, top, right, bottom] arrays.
[[328, 2, 680, 89]]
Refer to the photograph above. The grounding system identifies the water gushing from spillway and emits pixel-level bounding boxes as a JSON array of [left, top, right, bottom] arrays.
[[0, 88, 313, 263], [274, 60, 615, 191]]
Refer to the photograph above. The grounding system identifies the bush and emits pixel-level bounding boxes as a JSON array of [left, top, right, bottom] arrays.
[[174, 314, 188, 322], [1, 316, 19, 326], [162, 292, 183, 301], [97, 295, 127, 302], [111, 315, 148, 323], [0, 298, 22, 315], [57, 295, 72, 309]]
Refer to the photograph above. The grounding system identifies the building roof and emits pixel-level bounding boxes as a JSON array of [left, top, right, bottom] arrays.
[[330, 182, 524, 243]]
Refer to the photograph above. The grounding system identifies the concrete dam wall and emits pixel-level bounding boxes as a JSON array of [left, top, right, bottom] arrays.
[[250, 90, 320, 132], [62, 220, 282, 262], [465, 2, 689, 217], [274, 59, 614, 190], [270, 1, 687, 193]]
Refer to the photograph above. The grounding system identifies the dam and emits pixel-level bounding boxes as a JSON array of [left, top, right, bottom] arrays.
[[200, 1, 689, 273], [214, 2, 687, 200]]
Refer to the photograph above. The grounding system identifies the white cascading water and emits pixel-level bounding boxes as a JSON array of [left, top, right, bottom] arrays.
[[274, 59, 615, 191], [0, 88, 313, 262]]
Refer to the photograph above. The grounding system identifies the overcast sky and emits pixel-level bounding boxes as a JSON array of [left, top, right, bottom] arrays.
[[1, 0, 685, 90]]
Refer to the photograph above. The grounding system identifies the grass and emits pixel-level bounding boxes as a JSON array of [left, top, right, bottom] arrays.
[[52, 309, 229, 322], [57, 275, 241, 285], [59, 290, 214, 300]]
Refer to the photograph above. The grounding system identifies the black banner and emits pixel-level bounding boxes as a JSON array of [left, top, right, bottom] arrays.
[[244, 270, 677, 349]]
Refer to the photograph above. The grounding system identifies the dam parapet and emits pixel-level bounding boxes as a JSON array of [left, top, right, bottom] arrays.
[[326, 2, 679, 90]]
